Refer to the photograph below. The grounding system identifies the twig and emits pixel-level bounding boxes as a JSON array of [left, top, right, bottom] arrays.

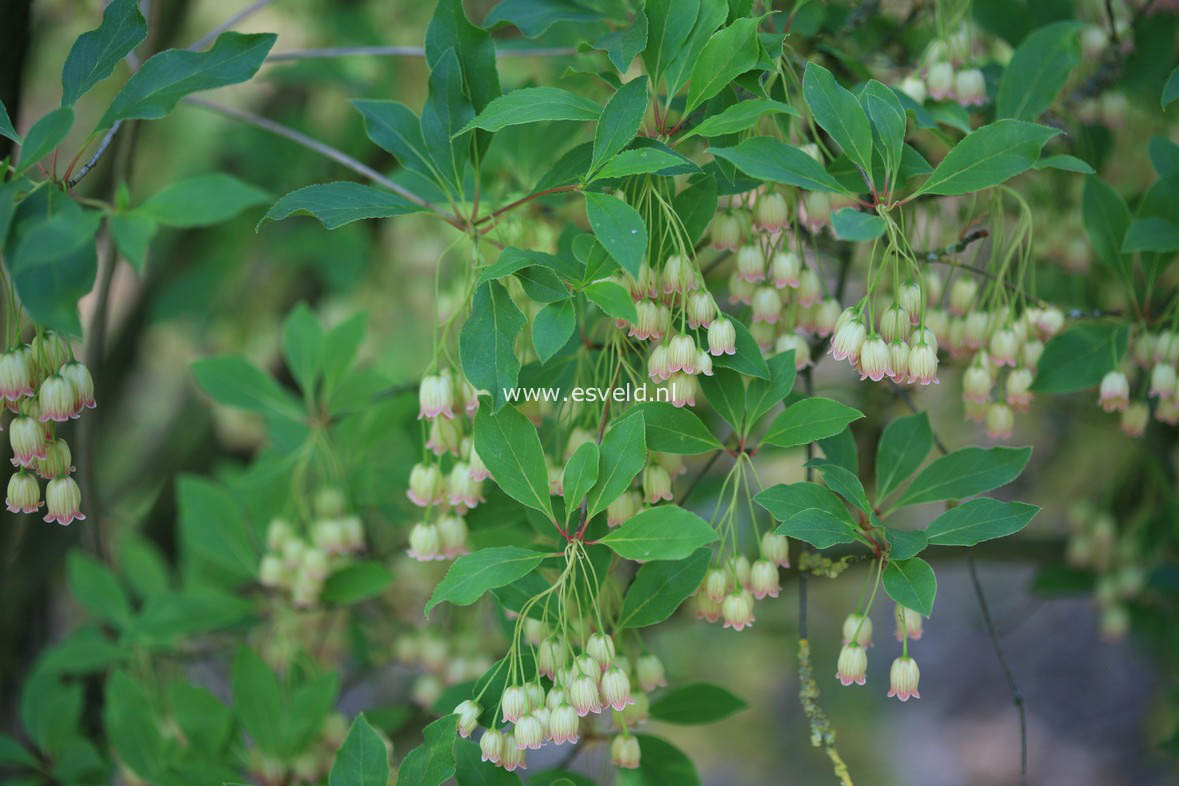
[[67, 121, 121, 187], [181, 96, 466, 230], [266, 45, 577, 62], [188, 0, 274, 52]]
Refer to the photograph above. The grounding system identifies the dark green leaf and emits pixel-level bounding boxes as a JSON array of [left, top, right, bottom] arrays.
[[398, 715, 458, 786], [618, 548, 710, 628], [461, 280, 526, 411], [105, 670, 167, 780], [587, 413, 647, 519], [67, 551, 133, 629], [1081, 176, 1131, 278], [648, 683, 747, 724], [41, 625, 127, 674], [896, 445, 1032, 506], [282, 303, 324, 396], [684, 18, 760, 113], [761, 397, 864, 448], [997, 22, 1082, 121], [0, 98, 19, 143], [533, 299, 576, 364], [7, 206, 100, 335], [831, 208, 886, 241], [616, 735, 699, 786], [460, 87, 600, 134], [421, 48, 474, 187], [711, 136, 850, 193], [454, 738, 521, 785], [177, 476, 257, 584], [321, 561, 394, 605], [595, 15, 649, 74], [426, 0, 501, 157], [1164, 66, 1179, 109], [682, 99, 798, 140], [775, 506, 861, 548], [351, 100, 435, 177], [230, 648, 284, 754], [584, 191, 646, 278], [117, 535, 171, 599], [483, 0, 602, 37], [592, 147, 687, 181], [755, 481, 854, 526], [140, 173, 269, 227], [591, 76, 649, 175], [744, 351, 796, 429], [563, 441, 600, 514], [61, 0, 147, 106], [473, 404, 553, 518], [262, 182, 422, 229], [599, 505, 718, 561], [1122, 217, 1179, 253], [882, 557, 936, 617], [1030, 322, 1128, 394], [924, 498, 1040, 546], [1034, 154, 1095, 174], [642, 0, 699, 83], [0, 734, 38, 768], [583, 278, 638, 323], [884, 528, 927, 560], [15, 107, 74, 175], [426, 547, 546, 615], [875, 412, 932, 500], [803, 62, 873, 174], [709, 317, 769, 379], [859, 79, 906, 179], [329, 714, 389, 786], [913, 120, 1059, 196], [619, 402, 722, 454], [109, 210, 156, 271], [808, 459, 871, 515]]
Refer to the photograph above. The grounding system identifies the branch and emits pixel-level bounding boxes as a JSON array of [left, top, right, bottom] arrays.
[[181, 97, 466, 231], [266, 45, 577, 62]]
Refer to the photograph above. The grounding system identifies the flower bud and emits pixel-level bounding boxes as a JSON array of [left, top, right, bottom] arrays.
[[1157, 398, 1179, 425], [836, 642, 868, 686], [751, 287, 782, 324], [708, 318, 737, 356], [963, 312, 989, 351], [300, 547, 329, 581], [1021, 339, 1044, 372], [607, 490, 641, 528], [710, 212, 743, 251], [549, 703, 580, 744], [36, 438, 73, 480], [908, 341, 939, 385], [926, 62, 954, 100], [989, 328, 1018, 367], [1094, 372, 1131, 414], [635, 654, 666, 692], [1121, 401, 1149, 437], [759, 532, 791, 568], [900, 74, 927, 105], [754, 191, 789, 233], [735, 245, 765, 283], [6, 471, 41, 513], [661, 254, 693, 295], [455, 700, 481, 738], [407, 522, 441, 561], [0, 349, 34, 400], [611, 734, 642, 769], [61, 362, 96, 413], [962, 363, 992, 404], [1036, 307, 1065, 339], [796, 267, 821, 306], [513, 714, 544, 750], [694, 350, 714, 378], [623, 690, 650, 725], [437, 514, 469, 558], [830, 314, 867, 364], [888, 341, 911, 383], [750, 559, 779, 599], [600, 667, 633, 711], [258, 553, 284, 587], [418, 374, 454, 420], [841, 613, 873, 647], [771, 251, 802, 289], [1149, 363, 1176, 399], [985, 402, 1014, 440], [667, 334, 698, 374], [799, 191, 831, 233], [686, 292, 714, 329], [500, 735, 526, 771], [586, 632, 615, 669], [895, 604, 924, 640], [467, 442, 490, 482], [9, 416, 46, 467], [1005, 368, 1034, 411], [642, 464, 673, 503], [629, 301, 660, 341], [954, 67, 986, 106], [447, 462, 484, 510], [43, 475, 84, 526], [480, 728, 504, 763], [887, 656, 921, 701], [728, 273, 755, 305], [426, 417, 463, 456], [775, 333, 812, 370], [407, 462, 444, 506], [694, 586, 722, 622], [879, 306, 911, 344], [38, 375, 76, 422], [538, 636, 567, 679], [859, 336, 892, 382], [568, 675, 602, 716], [705, 567, 729, 603], [721, 588, 755, 631], [501, 686, 529, 724]]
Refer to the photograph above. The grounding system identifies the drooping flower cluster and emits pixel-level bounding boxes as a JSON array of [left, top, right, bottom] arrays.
[[1096, 329, 1179, 434], [3, 331, 95, 525], [693, 531, 791, 630], [1064, 502, 1145, 643], [257, 488, 366, 607], [898, 29, 988, 108], [835, 602, 924, 701]]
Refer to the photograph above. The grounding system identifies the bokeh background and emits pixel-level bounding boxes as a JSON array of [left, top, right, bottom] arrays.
[[2, 1, 1178, 785]]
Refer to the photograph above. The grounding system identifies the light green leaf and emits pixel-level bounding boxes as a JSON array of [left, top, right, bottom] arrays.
[[109, 210, 156, 271], [587, 413, 647, 519], [882, 557, 936, 617], [875, 412, 932, 501], [98, 32, 276, 129], [618, 548, 710, 628], [642, 0, 699, 83], [261, 182, 422, 229], [282, 303, 324, 396], [924, 498, 1040, 546], [230, 648, 284, 754], [761, 397, 864, 448], [1035, 154, 1095, 174], [461, 280, 526, 411], [803, 62, 873, 175], [399, 715, 458, 786], [584, 191, 646, 278], [913, 119, 1059, 196], [592, 147, 686, 181], [599, 505, 718, 561], [329, 715, 389, 786], [858, 79, 906, 179], [755, 481, 855, 529], [997, 22, 1082, 121], [66, 552, 133, 629], [426, 547, 546, 615], [321, 561, 394, 605], [191, 355, 304, 420], [710, 136, 850, 193], [1030, 322, 1128, 394], [61, 0, 147, 106], [591, 76, 649, 175], [648, 683, 747, 724], [563, 441, 600, 514], [140, 173, 268, 227], [807, 459, 871, 515], [896, 446, 1032, 507], [831, 208, 886, 241], [473, 404, 553, 518], [684, 18, 760, 114], [16, 107, 74, 175], [177, 475, 257, 584], [459, 87, 600, 134], [681, 98, 798, 140], [583, 278, 638, 323], [619, 402, 723, 454]]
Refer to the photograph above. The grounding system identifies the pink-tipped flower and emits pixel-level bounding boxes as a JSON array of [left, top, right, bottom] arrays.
[[426, 417, 463, 457], [642, 465, 673, 504], [43, 476, 84, 526], [836, 642, 868, 686], [859, 337, 893, 382], [754, 191, 789, 234], [1036, 307, 1065, 339], [513, 714, 544, 750], [37, 375, 75, 422], [407, 522, 442, 561], [708, 318, 737, 356], [9, 416, 46, 467], [1149, 363, 1176, 399], [760, 531, 791, 567], [813, 298, 842, 337], [710, 212, 744, 251], [989, 328, 1019, 367], [985, 402, 1014, 440], [948, 278, 977, 316], [61, 362, 95, 413], [926, 62, 954, 101], [686, 292, 714, 329], [895, 604, 924, 640], [548, 703, 580, 745], [480, 728, 504, 763], [879, 306, 911, 344], [771, 251, 802, 289], [829, 312, 866, 362], [799, 191, 831, 234], [667, 373, 697, 408], [954, 68, 986, 106], [1121, 402, 1149, 437], [908, 342, 939, 385], [694, 587, 722, 623], [629, 301, 661, 341], [888, 341, 911, 383], [611, 734, 642, 769], [750, 559, 779, 599], [0, 349, 34, 400], [735, 245, 766, 283], [775, 333, 812, 370], [37, 438, 73, 480], [636, 654, 667, 692], [418, 374, 454, 420], [586, 632, 616, 669], [607, 490, 640, 528], [900, 74, 927, 104], [407, 462, 444, 506], [695, 351, 714, 377], [661, 254, 693, 295], [729, 273, 755, 305], [962, 364, 992, 404], [648, 344, 671, 382], [705, 567, 729, 603], [6, 471, 41, 513], [667, 334, 698, 374], [1098, 371, 1130, 412], [500, 735, 526, 771], [842, 613, 873, 647], [568, 675, 602, 717], [501, 686, 529, 724], [797, 268, 822, 307], [721, 588, 755, 631], [600, 667, 633, 711], [887, 656, 921, 701], [455, 700, 481, 738], [752, 287, 782, 324], [447, 462, 484, 510], [437, 514, 468, 558], [1006, 368, 1034, 411], [537, 636, 567, 679]]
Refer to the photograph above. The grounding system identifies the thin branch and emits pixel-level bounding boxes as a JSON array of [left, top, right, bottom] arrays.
[[265, 45, 577, 62], [67, 121, 121, 187], [188, 0, 274, 52], [181, 96, 466, 230]]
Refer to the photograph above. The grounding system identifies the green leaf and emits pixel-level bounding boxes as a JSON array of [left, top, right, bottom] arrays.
[[517, 266, 568, 303], [875, 412, 932, 501], [533, 299, 576, 364], [473, 404, 553, 519], [882, 557, 936, 617], [177, 475, 257, 583], [39, 625, 126, 676], [0, 733, 38, 769], [599, 505, 718, 561], [620, 402, 722, 454], [896, 445, 1032, 507], [230, 648, 284, 754], [461, 280, 526, 411], [913, 119, 1059, 196], [709, 317, 769, 379], [140, 173, 269, 227], [755, 481, 855, 527], [684, 18, 760, 114], [595, 14, 648, 74], [168, 681, 231, 755], [7, 206, 100, 335], [859, 79, 906, 180], [563, 441, 600, 514], [67, 551, 133, 629], [592, 147, 687, 181], [105, 670, 168, 780], [98, 32, 276, 129], [819, 427, 859, 475], [807, 459, 871, 515], [459, 87, 601, 134], [1034, 154, 1095, 174], [0, 98, 20, 143], [642, 0, 699, 84], [583, 278, 638, 323], [1030, 322, 1129, 394], [109, 210, 156, 271], [1081, 176, 1132, 278], [616, 735, 700, 786], [397, 715, 458, 786], [484, 0, 602, 37], [710, 136, 850, 193], [426, 547, 546, 615], [1122, 217, 1179, 253], [61, 0, 147, 106], [454, 738, 522, 785], [329, 714, 389, 786], [117, 535, 171, 600], [648, 683, 747, 724], [761, 397, 864, 448], [191, 355, 303, 420], [351, 100, 435, 177], [997, 21, 1082, 121], [321, 561, 394, 605], [661, 0, 726, 96], [584, 192, 647, 278], [591, 76, 649, 175], [681, 98, 798, 140], [421, 48, 474, 187], [587, 413, 647, 519], [1149, 136, 1179, 178], [618, 548, 710, 628], [15, 107, 74, 175], [20, 666, 82, 757], [803, 62, 874, 175], [426, 0, 501, 129], [831, 208, 886, 241], [1165, 66, 1179, 109], [699, 367, 746, 432], [924, 498, 1040, 546], [262, 182, 422, 229], [775, 506, 861, 548], [744, 351, 796, 429], [884, 528, 927, 560], [282, 303, 324, 396]]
